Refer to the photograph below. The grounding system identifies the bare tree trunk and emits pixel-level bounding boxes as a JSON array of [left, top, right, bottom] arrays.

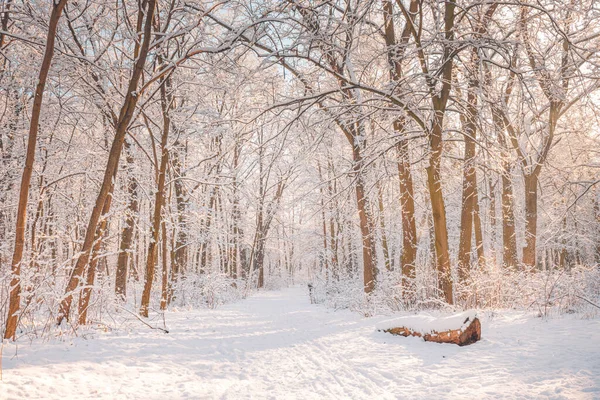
[[140, 78, 172, 317], [317, 162, 329, 275], [501, 168, 518, 267], [376, 180, 391, 271], [458, 90, 480, 281], [327, 158, 339, 278], [457, 4, 497, 282], [4, 0, 67, 340], [172, 143, 187, 285], [255, 235, 265, 289], [115, 140, 138, 300], [199, 190, 217, 273], [427, 119, 453, 304], [160, 220, 168, 310], [473, 193, 484, 264], [229, 138, 241, 282], [397, 139, 417, 292], [352, 144, 377, 293], [382, 0, 418, 293], [78, 186, 113, 325], [0, 0, 12, 79], [458, 139, 476, 282], [58, 0, 156, 325], [522, 173, 538, 268]]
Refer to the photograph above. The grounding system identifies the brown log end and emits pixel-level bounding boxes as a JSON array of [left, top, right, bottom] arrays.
[[384, 316, 481, 346]]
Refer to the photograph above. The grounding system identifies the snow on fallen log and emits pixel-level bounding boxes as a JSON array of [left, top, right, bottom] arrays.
[[377, 310, 481, 346]]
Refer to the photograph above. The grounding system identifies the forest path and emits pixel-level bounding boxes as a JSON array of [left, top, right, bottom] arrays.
[[3, 286, 600, 399]]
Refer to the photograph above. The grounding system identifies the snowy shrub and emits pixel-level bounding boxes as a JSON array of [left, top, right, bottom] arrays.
[[172, 272, 241, 309], [312, 263, 600, 318]]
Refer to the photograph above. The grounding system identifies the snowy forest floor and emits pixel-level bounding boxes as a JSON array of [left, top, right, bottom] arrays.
[[2, 287, 600, 399]]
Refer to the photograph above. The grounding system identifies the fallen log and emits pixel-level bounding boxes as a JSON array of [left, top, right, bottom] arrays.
[[379, 311, 481, 346]]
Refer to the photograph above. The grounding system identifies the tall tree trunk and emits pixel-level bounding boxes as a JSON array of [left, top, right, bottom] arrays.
[[140, 78, 172, 317], [594, 188, 600, 264], [458, 84, 482, 281], [487, 176, 497, 264], [58, 0, 156, 325], [352, 144, 377, 293], [160, 220, 169, 310], [255, 235, 265, 289], [457, 4, 497, 282], [473, 192, 484, 264], [115, 140, 138, 300], [382, 0, 418, 293], [172, 143, 187, 286], [492, 113, 518, 268], [425, 0, 456, 305], [501, 167, 518, 267], [458, 135, 477, 282], [317, 162, 329, 274], [229, 138, 241, 281], [376, 181, 391, 271], [427, 115, 453, 304], [397, 138, 417, 293], [522, 173, 538, 268], [78, 186, 114, 325], [327, 158, 339, 278], [199, 190, 217, 272], [4, 0, 67, 340]]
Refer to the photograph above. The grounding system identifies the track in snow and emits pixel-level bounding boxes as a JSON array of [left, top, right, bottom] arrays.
[[2, 286, 600, 399]]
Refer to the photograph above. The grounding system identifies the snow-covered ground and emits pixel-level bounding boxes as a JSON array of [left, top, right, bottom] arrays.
[[2, 286, 599, 399]]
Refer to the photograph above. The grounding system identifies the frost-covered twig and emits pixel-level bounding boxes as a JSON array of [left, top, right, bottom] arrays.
[[116, 306, 169, 334]]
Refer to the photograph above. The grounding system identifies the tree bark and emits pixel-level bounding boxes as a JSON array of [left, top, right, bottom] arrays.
[[397, 138, 417, 292], [376, 181, 391, 271], [140, 77, 172, 317], [522, 173, 538, 268], [352, 144, 377, 293], [427, 115, 454, 304], [501, 163, 518, 267], [160, 220, 169, 310], [172, 142, 187, 285], [78, 187, 114, 325], [4, 0, 68, 340], [115, 140, 138, 300], [458, 88, 481, 282]]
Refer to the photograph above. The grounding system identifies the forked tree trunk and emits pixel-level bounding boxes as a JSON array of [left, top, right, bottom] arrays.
[[4, 0, 68, 340], [58, 0, 156, 325]]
